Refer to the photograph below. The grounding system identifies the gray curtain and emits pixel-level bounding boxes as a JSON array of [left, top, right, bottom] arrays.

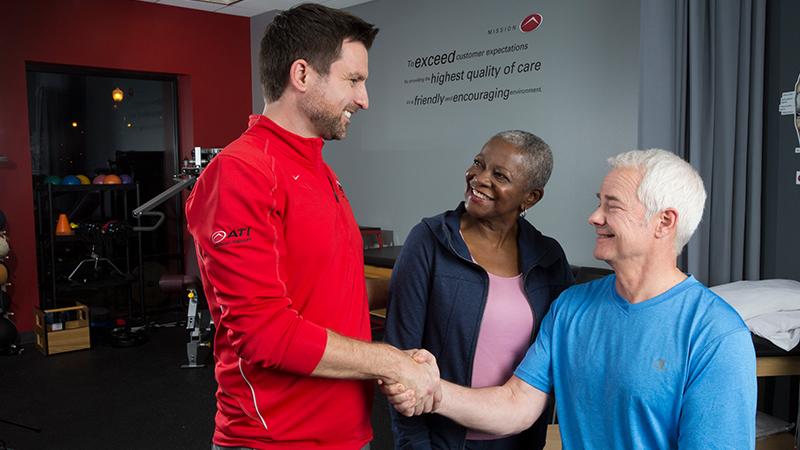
[[638, 0, 765, 286]]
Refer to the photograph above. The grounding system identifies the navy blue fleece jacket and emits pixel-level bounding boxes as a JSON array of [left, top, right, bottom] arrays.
[[384, 203, 574, 450]]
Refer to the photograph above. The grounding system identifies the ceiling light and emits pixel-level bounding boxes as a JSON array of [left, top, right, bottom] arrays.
[[112, 88, 124, 103]]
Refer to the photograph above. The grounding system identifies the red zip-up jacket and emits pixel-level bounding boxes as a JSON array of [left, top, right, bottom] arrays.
[[185, 115, 373, 449]]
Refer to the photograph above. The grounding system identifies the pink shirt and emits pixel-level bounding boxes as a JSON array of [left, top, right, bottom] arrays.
[[466, 271, 534, 440]]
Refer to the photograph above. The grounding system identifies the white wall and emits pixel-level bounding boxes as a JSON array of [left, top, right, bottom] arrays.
[[251, 0, 640, 267]]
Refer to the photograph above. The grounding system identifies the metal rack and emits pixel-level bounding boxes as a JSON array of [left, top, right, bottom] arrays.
[[35, 183, 145, 320]]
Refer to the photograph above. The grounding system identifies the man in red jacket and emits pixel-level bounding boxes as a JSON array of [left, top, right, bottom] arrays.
[[185, 4, 440, 450]]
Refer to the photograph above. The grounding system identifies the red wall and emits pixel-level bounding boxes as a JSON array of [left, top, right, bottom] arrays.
[[0, 0, 252, 332]]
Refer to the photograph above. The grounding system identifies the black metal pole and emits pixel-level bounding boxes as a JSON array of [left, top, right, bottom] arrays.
[[137, 184, 145, 323], [47, 183, 56, 308]]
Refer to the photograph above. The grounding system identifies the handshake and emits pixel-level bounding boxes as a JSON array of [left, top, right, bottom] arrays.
[[380, 348, 443, 417]]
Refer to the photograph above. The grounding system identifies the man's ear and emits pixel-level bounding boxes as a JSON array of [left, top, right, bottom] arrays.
[[655, 208, 678, 239], [287, 59, 312, 93]]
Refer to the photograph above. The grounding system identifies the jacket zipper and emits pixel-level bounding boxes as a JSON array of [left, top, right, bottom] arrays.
[[325, 171, 360, 278], [521, 272, 538, 340], [327, 176, 340, 203]]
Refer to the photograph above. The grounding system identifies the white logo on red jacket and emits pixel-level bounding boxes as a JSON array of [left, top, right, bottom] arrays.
[[211, 230, 227, 244], [211, 227, 253, 247]]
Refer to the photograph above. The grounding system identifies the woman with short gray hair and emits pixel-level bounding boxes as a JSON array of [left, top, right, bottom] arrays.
[[384, 131, 574, 450]]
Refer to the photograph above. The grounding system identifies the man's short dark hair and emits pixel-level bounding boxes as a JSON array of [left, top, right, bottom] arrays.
[[260, 3, 379, 102]]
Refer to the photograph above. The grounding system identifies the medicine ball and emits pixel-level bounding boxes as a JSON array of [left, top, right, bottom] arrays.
[[0, 234, 8, 258], [103, 174, 122, 185], [62, 175, 81, 185], [43, 175, 61, 185]]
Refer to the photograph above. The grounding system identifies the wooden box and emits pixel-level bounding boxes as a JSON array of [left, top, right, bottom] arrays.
[[756, 432, 794, 450], [34, 302, 91, 355]]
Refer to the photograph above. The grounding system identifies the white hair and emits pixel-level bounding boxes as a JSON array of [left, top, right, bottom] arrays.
[[492, 130, 553, 191], [608, 149, 706, 255]]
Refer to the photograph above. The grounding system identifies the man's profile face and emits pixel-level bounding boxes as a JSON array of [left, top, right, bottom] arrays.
[[588, 167, 657, 265], [299, 39, 369, 140]]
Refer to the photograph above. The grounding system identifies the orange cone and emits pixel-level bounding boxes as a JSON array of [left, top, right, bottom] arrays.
[[56, 213, 73, 236]]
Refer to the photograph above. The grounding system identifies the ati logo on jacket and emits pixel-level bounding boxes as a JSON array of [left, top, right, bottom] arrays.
[[210, 227, 252, 247]]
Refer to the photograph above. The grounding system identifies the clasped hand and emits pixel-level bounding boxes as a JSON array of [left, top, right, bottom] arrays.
[[379, 349, 441, 417]]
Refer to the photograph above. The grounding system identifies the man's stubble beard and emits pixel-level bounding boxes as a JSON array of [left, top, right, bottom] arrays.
[[300, 87, 348, 140]]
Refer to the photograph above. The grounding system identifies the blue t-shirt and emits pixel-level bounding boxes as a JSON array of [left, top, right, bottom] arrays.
[[514, 275, 756, 449]]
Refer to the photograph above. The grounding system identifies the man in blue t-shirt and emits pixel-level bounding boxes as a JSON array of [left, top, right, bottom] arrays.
[[385, 149, 756, 449]]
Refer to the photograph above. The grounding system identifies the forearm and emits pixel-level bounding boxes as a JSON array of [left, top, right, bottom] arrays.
[[436, 379, 546, 435], [315, 330, 442, 416], [311, 329, 410, 382]]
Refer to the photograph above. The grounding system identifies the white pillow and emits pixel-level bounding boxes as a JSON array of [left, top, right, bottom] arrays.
[[710, 279, 800, 321], [746, 311, 800, 351]]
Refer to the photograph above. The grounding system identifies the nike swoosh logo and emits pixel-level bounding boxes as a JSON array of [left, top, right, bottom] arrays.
[[292, 175, 300, 180]]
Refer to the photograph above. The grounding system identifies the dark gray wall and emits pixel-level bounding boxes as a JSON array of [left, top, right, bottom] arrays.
[[251, 10, 279, 114], [250, 0, 640, 267], [763, 0, 800, 281]]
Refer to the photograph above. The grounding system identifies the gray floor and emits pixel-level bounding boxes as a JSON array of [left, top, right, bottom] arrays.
[[0, 325, 394, 450]]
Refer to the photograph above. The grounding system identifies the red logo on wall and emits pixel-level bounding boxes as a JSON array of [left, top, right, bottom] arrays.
[[520, 13, 543, 33]]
